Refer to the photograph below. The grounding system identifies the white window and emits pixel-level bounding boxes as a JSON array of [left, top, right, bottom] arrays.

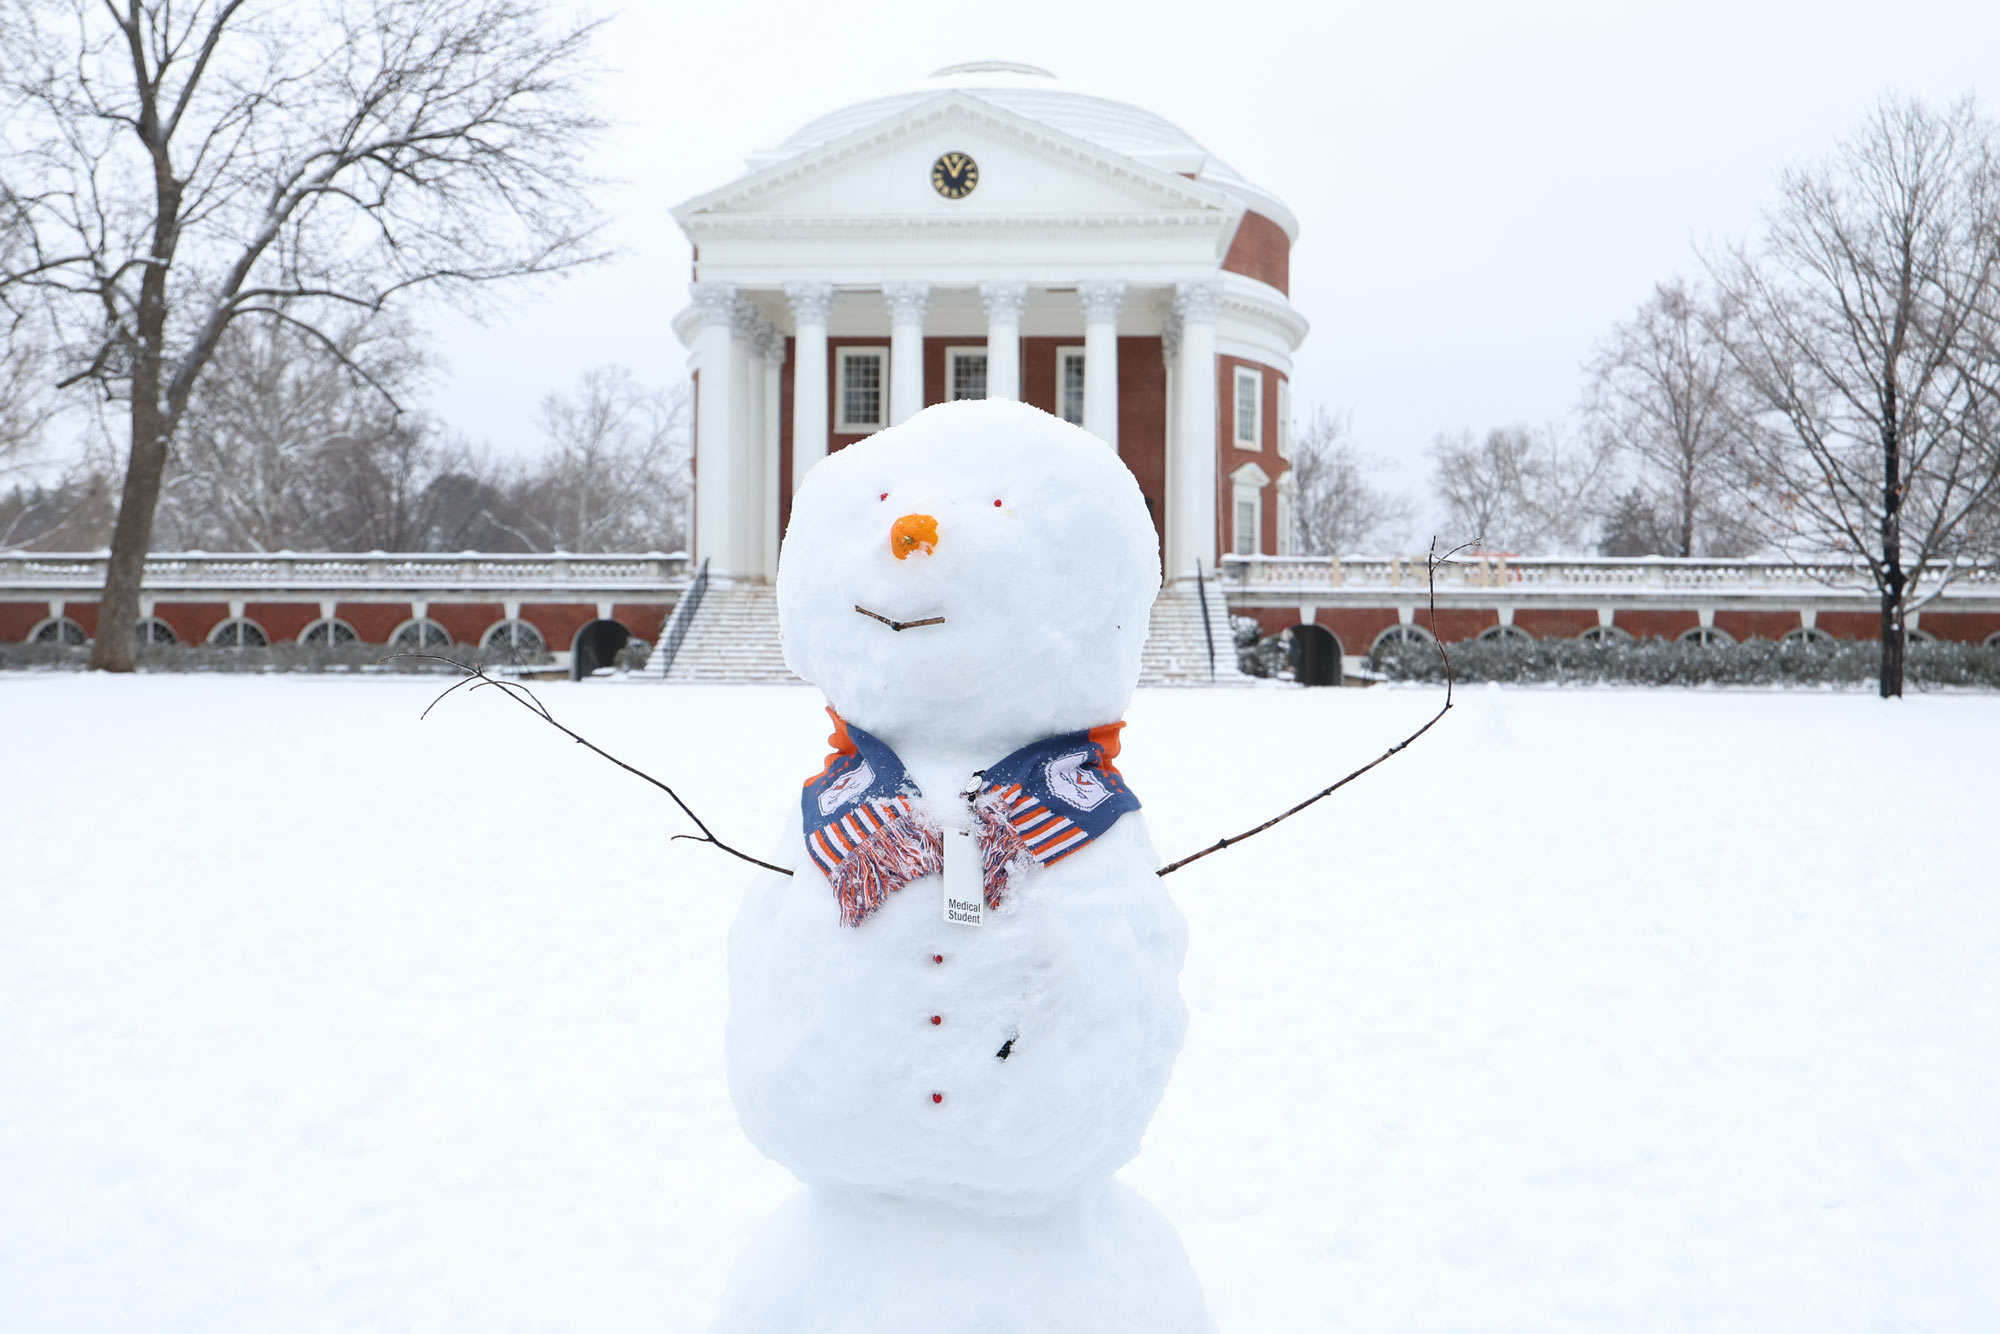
[[946, 347, 988, 401], [1276, 473, 1296, 556], [299, 617, 359, 646], [836, 348, 887, 432], [1229, 462, 1269, 557], [208, 617, 269, 648], [1057, 347, 1087, 426], [1277, 378, 1292, 460], [1234, 366, 1263, 449]]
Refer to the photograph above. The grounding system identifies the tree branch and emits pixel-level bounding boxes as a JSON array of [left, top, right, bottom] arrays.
[[1157, 538, 1463, 877], [393, 652, 794, 877]]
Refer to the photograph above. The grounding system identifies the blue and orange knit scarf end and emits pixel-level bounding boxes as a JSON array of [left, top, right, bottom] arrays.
[[799, 709, 1141, 927]]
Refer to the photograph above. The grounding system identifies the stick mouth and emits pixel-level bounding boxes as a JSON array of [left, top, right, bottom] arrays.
[[855, 605, 947, 632]]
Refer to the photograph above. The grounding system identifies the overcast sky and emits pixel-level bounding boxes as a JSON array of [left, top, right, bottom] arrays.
[[426, 0, 2000, 502]]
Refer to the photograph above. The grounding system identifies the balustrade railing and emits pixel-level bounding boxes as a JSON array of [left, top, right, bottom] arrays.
[[1220, 554, 2000, 599], [0, 550, 692, 590]]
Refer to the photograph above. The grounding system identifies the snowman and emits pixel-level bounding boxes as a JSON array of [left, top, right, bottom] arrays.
[[714, 399, 1213, 1332]]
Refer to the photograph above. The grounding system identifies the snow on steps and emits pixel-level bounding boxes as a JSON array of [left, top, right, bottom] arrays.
[[1139, 579, 1249, 685], [658, 584, 800, 684], [656, 580, 1246, 686]]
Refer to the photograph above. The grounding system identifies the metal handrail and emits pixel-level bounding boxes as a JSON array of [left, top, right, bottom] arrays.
[[654, 557, 709, 679], [1195, 559, 1216, 683]]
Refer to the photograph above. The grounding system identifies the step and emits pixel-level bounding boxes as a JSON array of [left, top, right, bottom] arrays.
[[655, 581, 1247, 686]]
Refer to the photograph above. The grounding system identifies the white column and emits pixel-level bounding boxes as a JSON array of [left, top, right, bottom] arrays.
[[884, 283, 930, 425], [978, 282, 1027, 402], [760, 323, 785, 576], [729, 301, 758, 577], [690, 282, 739, 575], [1167, 282, 1219, 583], [786, 283, 834, 491], [1077, 280, 1125, 448]]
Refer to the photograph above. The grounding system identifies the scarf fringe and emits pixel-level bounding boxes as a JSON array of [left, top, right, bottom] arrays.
[[828, 810, 943, 927]]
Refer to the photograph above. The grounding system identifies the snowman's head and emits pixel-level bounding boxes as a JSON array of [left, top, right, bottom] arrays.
[[778, 400, 1161, 756]]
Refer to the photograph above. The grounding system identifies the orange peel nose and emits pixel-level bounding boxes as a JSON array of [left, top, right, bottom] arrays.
[[889, 512, 939, 560]]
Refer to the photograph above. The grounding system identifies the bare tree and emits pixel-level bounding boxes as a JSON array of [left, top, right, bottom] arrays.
[[1286, 408, 1413, 554], [515, 366, 689, 552], [1429, 423, 1613, 553], [1709, 96, 2000, 697], [0, 0, 605, 669], [153, 312, 426, 550], [1584, 278, 1755, 556]]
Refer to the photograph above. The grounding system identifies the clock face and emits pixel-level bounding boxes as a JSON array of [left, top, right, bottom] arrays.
[[931, 151, 979, 200]]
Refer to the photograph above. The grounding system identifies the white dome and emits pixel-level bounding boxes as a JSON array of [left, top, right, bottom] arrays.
[[750, 64, 1296, 239]]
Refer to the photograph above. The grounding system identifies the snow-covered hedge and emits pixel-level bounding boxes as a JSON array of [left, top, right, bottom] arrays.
[[1232, 615, 1289, 679], [0, 643, 552, 673], [1371, 636, 2000, 689]]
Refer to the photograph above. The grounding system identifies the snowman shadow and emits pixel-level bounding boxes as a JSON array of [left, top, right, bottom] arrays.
[[714, 1181, 1213, 1333]]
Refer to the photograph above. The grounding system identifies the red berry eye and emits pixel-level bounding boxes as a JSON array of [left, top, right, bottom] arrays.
[[879, 492, 889, 501], [993, 499, 1003, 508]]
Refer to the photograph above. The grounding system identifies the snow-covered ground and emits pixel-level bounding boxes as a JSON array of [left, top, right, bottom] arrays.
[[2, 676, 1996, 1332]]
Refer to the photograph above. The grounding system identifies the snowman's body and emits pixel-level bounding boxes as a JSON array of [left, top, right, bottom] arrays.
[[728, 805, 1186, 1212], [716, 402, 1209, 1329]]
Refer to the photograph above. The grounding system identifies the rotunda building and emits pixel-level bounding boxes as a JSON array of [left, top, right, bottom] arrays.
[[670, 62, 1308, 585]]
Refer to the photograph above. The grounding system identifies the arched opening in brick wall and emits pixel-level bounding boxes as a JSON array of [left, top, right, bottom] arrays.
[[571, 618, 633, 680], [1289, 623, 1343, 687]]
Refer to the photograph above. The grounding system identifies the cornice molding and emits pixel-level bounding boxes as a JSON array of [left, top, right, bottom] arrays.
[[681, 212, 1233, 239]]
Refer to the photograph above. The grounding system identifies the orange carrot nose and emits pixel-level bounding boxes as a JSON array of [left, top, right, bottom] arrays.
[[890, 513, 939, 559]]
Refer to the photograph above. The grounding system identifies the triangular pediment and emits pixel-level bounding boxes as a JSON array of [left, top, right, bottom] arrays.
[[673, 93, 1240, 229]]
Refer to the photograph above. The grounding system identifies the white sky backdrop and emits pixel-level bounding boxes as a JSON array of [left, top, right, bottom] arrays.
[[427, 0, 2000, 509]]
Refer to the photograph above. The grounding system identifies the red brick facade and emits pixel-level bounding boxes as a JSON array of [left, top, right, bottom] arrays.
[[1216, 354, 1290, 559], [1221, 212, 1291, 295]]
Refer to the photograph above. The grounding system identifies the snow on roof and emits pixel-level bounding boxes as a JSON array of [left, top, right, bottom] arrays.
[[744, 63, 1298, 239]]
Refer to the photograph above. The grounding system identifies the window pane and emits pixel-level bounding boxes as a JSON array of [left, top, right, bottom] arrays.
[[1236, 372, 1259, 444], [842, 353, 882, 427], [952, 352, 987, 401], [1235, 498, 1257, 555], [1061, 352, 1086, 426]]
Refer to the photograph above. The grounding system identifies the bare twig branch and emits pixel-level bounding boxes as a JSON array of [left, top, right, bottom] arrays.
[[392, 652, 794, 877], [1156, 538, 1463, 877]]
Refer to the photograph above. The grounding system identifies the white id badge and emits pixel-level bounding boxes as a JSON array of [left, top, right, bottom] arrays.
[[942, 827, 983, 927]]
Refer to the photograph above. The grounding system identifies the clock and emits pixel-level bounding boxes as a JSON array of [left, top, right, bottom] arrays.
[[930, 151, 979, 200]]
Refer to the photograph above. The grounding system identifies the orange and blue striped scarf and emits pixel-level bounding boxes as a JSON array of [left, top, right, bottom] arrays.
[[801, 710, 1139, 927]]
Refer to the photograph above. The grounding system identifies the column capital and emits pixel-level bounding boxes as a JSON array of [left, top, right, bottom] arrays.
[[978, 281, 1030, 323], [1162, 311, 1183, 359], [883, 282, 932, 324], [1173, 281, 1220, 324], [1077, 280, 1126, 322], [690, 281, 740, 326], [785, 282, 836, 325], [753, 318, 785, 364], [731, 297, 764, 340]]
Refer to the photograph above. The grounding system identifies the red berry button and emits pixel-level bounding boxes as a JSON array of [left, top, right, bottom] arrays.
[[930, 1014, 942, 1026], [931, 1092, 944, 1104], [932, 954, 944, 965]]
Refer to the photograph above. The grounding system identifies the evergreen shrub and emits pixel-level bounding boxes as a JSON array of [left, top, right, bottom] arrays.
[[1371, 635, 2000, 689]]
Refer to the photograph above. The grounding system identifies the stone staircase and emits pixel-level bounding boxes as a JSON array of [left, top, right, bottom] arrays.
[[657, 583, 800, 684], [1138, 579, 1250, 685], [655, 579, 1245, 686]]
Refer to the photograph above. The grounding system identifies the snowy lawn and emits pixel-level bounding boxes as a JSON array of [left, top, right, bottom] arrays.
[[2, 675, 1996, 1332]]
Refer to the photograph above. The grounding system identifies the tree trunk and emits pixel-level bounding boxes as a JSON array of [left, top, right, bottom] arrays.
[[1878, 590, 1905, 699], [1878, 450, 1905, 700], [88, 401, 170, 672]]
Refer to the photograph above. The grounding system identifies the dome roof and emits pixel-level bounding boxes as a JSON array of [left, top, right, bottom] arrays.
[[747, 64, 1296, 239]]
